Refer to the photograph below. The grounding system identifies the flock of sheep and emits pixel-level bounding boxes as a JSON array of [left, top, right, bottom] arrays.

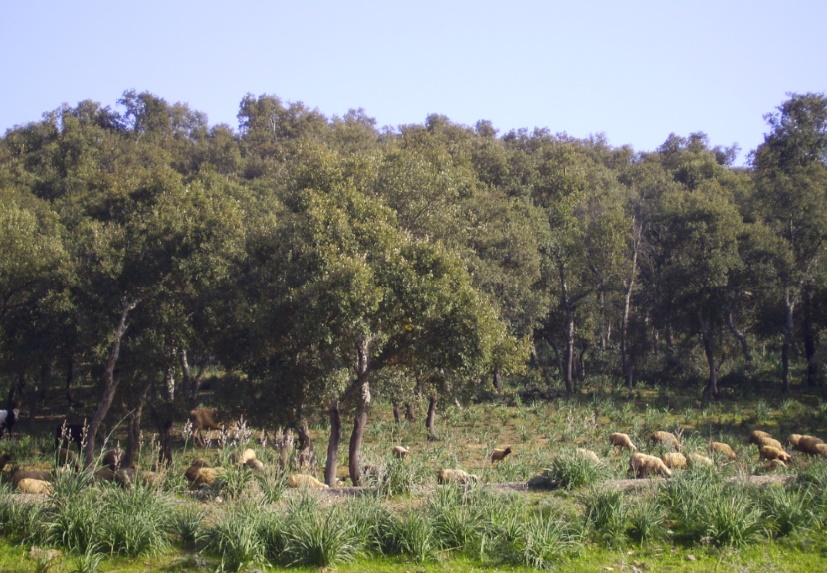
[[4, 403, 827, 496]]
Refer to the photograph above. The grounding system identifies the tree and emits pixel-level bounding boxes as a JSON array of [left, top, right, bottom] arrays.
[[753, 93, 827, 393]]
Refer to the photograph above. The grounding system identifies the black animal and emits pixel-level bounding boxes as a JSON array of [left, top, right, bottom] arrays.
[[55, 422, 86, 451]]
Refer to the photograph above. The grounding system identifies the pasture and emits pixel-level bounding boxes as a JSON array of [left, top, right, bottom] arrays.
[[1, 385, 827, 572]]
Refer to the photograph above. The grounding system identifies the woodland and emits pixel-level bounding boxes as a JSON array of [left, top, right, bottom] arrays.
[[1, 89, 827, 489]]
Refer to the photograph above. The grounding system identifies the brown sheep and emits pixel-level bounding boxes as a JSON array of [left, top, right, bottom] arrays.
[[575, 448, 601, 464], [788, 434, 804, 448], [94, 468, 116, 482], [748, 430, 774, 445], [491, 446, 513, 464], [392, 445, 410, 459], [137, 470, 164, 487], [189, 409, 223, 447], [628, 453, 672, 479], [814, 444, 827, 459], [238, 448, 257, 465], [650, 431, 681, 451], [661, 452, 688, 470], [287, 474, 329, 489], [797, 436, 824, 456], [759, 445, 792, 464], [763, 459, 787, 471], [102, 449, 125, 471], [709, 441, 737, 460], [12, 469, 51, 489], [190, 467, 223, 488], [755, 436, 784, 451], [437, 468, 479, 485], [17, 478, 53, 495], [184, 459, 212, 483], [609, 432, 637, 452], [244, 458, 265, 472], [686, 453, 714, 468]]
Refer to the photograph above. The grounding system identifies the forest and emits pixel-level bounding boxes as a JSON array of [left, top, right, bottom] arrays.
[[1, 89, 827, 488]]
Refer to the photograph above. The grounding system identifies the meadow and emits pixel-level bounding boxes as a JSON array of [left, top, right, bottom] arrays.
[[2, 383, 827, 572]]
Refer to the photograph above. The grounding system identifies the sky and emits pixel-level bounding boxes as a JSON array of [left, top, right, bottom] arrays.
[[2, 1, 825, 165]]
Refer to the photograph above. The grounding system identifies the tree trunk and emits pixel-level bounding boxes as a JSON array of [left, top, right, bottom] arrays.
[[324, 401, 341, 486], [493, 367, 503, 393], [392, 402, 401, 422], [726, 311, 753, 375], [564, 312, 575, 393], [158, 419, 173, 468], [426, 395, 439, 441], [803, 291, 818, 387], [7, 370, 27, 410], [405, 403, 416, 422], [84, 298, 138, 468], [66, 354, 79, 406], [348, 382, 370, 486], [781, 294, 795, 395], [701, 318, 718, 404], [122, 384, 149, 469]]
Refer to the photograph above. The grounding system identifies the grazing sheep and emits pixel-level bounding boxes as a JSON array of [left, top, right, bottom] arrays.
[[238, 448, 257, 465], [755, 436, 784, 451], [609, 432, 637, 451], [748, 430, 774, 445], [17, 478, 53, 495], [796, 436, 824, 456], [392, 445, 409, 459], [709, 441, 737, 460], [188, 409, 223, 447], [686, 453, 714, 468], [628, 453, 672, 479], [55, 422, 86, 451], [94, 468, 116, 482], [102, 449, 125, 471], [0, 408, 19, 438], [287, 474, 329, 489], [575, 448, 601, 464], [650, 431, 681, 451], [137, 470, 164, 487], [661, 452, 688, 470], [763, 459, 787, 471], [184, 459, 212, 483], [190, 467, 223, 488], [788, 434, 803, 448], [244, 458, 265, 472], [814, 444, 827, 458], [12, 469, 51, 489], [491, 446, 513, 464], [437, 468, 479, 485], [759, 445, 792, 464]]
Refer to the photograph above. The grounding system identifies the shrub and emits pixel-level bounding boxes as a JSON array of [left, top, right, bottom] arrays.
[[547, 452, 609, 490], [169, 504, 206, 547]]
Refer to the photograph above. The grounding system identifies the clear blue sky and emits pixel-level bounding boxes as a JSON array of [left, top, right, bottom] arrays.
[[2, 1, 825, 164]]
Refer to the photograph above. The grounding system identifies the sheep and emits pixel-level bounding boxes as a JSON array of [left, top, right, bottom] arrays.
[[94, 468, 116, 482], [788, 434, 804, 448], [189, 467, 223, 488], [437, 468, 479, 485], [763, 459, 787, 471], [114, 467, 137, 487], [796, 436, 824, 456], [491, 446, 513, 464], [137, 470, 165, 487], [650, 431, 681, 451], [686, 453, 714, 468], [0, 407, 19, 438], [17, 478, 53, 495], [661, 452, 688, 470], [755, 436, 784, 451], [392, 445, 410, 459], [12, 469, 51, 489], [102, 449, 125, 471], [575, 448, 601, 464], [55, 422, 86, 451], [287, 474, 329, 489], [238, 448, 257, 465], [188, 408, 223, 447], [0, 453, 12, 472], [759, 445, 792, 464], [748, 430, 774, 445], [709, 441, 737, 460], [245, 458, 265, 472], [814, 444, 827, 459], [609, 432, 637, 452], [628, 452, 672, 479]]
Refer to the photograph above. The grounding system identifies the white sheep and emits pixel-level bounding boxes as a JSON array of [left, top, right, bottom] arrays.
[[609, 432, 637, 451]]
